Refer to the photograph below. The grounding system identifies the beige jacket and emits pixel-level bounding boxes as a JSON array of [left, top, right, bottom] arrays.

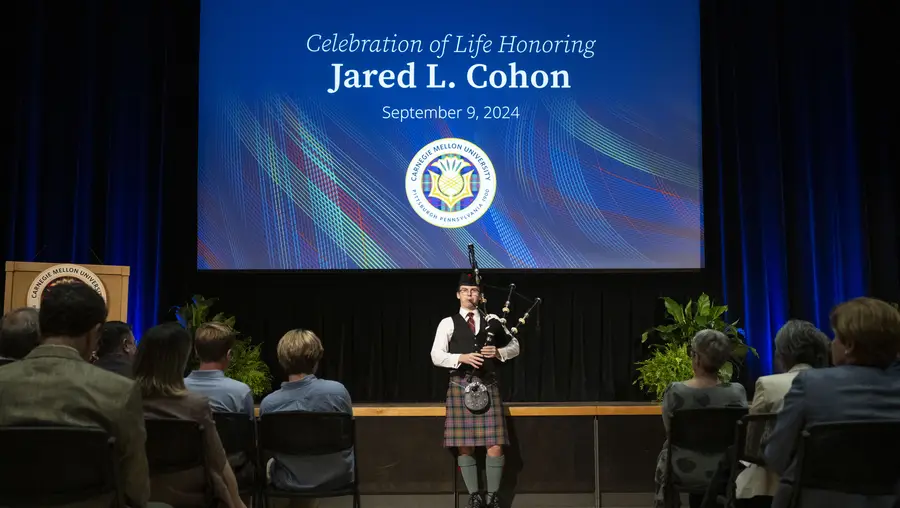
[[735, 363, 811, 499]]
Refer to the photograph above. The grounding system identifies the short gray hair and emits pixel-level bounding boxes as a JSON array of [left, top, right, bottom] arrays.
[[691, 329, 733, 372], [0, 307, 40, 359], [774, 319, 830, 369]]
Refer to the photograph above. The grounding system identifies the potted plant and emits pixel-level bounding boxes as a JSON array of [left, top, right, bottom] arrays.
[[173, 295, 272, 397], [635, 293, 756, 401]]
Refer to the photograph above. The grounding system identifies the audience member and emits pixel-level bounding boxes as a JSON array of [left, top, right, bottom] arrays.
[[0, 307, 40, 365], [134, 323, 246, 508], [0, 282, 149, 508], [184, 322, 255, 488], [765, 297, 900, 508], [184, 322, 254, 417], [734, 320, 830, 508], [260, 329, 354, 503], [654, 329, 748, 508], [94, 320, 136, 378]]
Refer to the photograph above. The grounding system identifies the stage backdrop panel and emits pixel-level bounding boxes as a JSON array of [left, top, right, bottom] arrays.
[[197, 0, 702, 270]]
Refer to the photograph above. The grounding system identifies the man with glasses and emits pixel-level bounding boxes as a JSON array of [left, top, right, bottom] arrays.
[[430, 273, 520, 508]]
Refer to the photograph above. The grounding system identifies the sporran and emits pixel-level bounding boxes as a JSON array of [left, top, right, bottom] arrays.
[[463, 376, 491, 414]]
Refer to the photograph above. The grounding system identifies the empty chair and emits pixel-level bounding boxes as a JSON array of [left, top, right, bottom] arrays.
[[0, 426, 123, 507]]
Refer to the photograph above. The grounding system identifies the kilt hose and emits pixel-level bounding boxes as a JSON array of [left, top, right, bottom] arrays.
[[443, 376, 509, 448]]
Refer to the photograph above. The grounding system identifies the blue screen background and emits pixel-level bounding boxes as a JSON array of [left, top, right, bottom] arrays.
[[198, 0, 702, 270]]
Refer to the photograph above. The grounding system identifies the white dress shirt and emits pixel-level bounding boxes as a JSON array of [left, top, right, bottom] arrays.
[[430, 307, 521, 369]]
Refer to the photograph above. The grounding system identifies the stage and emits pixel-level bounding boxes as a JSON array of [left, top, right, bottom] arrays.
[[255, 403, 665, 507]]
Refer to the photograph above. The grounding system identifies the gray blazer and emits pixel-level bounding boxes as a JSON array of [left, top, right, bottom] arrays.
[[764, 363, 900, 508]]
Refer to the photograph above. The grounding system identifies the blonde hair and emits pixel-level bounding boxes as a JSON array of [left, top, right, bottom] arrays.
[[277, 329, 324, 376], [133, 323, 192, 397], [830, 297, 900, 368], [194, 322, 236, 362]]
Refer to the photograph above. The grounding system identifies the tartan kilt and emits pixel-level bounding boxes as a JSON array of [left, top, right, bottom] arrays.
[[443, 376, 509, 448]]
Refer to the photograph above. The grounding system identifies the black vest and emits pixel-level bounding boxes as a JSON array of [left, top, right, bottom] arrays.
[[447, 312, 497, 376]]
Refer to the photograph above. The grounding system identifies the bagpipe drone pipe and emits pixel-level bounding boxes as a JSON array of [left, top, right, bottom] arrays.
[[467, 243, 542, 350]]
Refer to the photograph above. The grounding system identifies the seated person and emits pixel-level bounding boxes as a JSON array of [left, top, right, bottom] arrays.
[[654, 330, 748, 508], [93, 320, 137, 378], [735, 320, 830, 507], [765, 297, 900, 508], [184, 322, 254, 417], [184, 322, 255, 486], [260, 329, 354, 494], [0, 307, 40, 366], [0, 283, 149, 508], [134, 323, 246, 508]]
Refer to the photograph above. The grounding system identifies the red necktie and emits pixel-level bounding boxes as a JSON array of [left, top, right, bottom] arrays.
[[466, 312, 476, 333]]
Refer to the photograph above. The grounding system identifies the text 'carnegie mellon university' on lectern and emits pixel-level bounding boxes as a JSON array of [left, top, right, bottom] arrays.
[[3, 262, 130, 321]]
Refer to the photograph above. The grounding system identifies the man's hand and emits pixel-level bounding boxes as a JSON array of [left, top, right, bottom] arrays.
[[459, 353, 484, 368], [481, 346, 498, 359]]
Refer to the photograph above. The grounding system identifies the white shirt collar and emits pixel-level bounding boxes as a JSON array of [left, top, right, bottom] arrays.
[[459, 307, 479, 319]]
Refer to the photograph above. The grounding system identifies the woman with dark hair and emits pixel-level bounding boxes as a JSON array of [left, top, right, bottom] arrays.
[[765, 298, 900, 508], [654, 330, 748, 508], [134, 323, 246, 508]]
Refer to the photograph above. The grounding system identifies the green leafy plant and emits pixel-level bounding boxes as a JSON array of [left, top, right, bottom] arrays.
[[635, 293, 757, 400], [223, 338, 271, 397], [635, 343, 695, 401], [173, 295, 272, 397]]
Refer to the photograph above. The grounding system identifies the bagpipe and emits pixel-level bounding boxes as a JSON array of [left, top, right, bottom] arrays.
[[462, 243, 541, 413], [467, 243, 542, 346]]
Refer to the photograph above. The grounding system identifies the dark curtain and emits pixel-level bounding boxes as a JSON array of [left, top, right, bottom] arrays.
[[855, 4, 900, 303], [4, 0, 199, 335], [6, 0, 896, 402], [193, 270, 713, 402], [702, 0, 897, 381]]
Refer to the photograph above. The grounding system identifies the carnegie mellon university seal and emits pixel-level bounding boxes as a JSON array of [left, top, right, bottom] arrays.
[[26, 263, 108, 308], [405, 138, 496, 229]]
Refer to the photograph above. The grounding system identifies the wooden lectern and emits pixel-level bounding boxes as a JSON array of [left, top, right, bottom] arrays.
[[3, 262, 130, 321]]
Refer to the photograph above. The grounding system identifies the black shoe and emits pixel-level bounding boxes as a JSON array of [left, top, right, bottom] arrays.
[[485, 492, 501, 508], [466, 492, 484, 508]]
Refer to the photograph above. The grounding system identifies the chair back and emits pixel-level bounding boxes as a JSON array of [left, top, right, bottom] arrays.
[[0, 426, 122, 506], [144, 418, 205, 475], [213, 412, 256, 457], [736, 412, 777, 465], [213, 411, 257, 492], [720, 412, 777, 506], [795, 420, 900, 496], [259, 411, 354, 456], [669, 407, 749, 454]]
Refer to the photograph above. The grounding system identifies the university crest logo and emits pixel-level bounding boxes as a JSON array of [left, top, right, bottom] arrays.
[[26, 263, 108, 308], [405, 138, 496, 228]]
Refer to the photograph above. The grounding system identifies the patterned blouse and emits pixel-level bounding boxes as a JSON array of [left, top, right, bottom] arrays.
[[654, 381, 748, 505]]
